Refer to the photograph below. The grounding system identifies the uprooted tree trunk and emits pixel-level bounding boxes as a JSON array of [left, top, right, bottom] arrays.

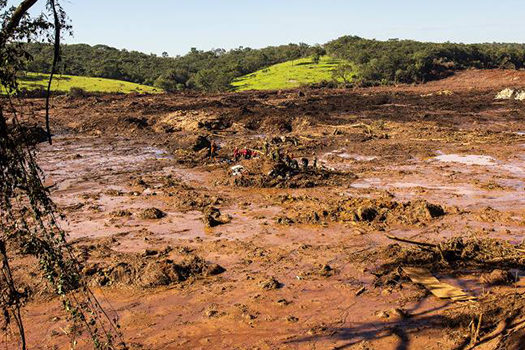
[[1, 1, 124, 349]]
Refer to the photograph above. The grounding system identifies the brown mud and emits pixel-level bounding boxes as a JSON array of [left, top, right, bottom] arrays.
[[6, 69, 525, 349]]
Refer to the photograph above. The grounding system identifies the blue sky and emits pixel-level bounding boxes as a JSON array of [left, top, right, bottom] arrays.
[[27, 0, 525, 55]]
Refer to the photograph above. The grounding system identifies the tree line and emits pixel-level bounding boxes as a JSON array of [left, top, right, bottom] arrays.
[[325, 36, 525, 85], [23, 36, 525, 92], [23, 42, 314, 92]]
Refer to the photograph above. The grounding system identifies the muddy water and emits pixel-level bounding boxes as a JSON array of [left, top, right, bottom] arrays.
[[37, 136, 292, 249], [31, 132, 525, 350], [38, 136, 201, 244]]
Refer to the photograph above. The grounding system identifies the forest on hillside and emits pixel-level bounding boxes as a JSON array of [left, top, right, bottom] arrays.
[[23, 36, 525, 92], [24, 42, 315, 92], [325, 36, 525, 85]]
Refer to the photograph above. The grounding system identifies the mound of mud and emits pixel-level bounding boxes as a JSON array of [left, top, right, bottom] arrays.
[[277, 196, 445, 226], [203, 206, 232, 227], [230, 158, 355, 189], [138, 208, 166, 219], [337, 198, 445, 224], [84, 255, 225, 288]]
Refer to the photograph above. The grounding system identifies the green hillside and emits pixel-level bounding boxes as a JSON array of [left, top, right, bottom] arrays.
[[17, 72, 161, 94], [231, 56, 355, 91]]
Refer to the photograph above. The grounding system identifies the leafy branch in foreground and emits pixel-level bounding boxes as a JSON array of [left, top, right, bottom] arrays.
[[0, 1, 124, 348]]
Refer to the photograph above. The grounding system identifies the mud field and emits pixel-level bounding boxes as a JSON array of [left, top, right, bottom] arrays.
[[9, 70, 525, 349]]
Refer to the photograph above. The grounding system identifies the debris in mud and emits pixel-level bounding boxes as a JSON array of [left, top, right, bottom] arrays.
[[143, 249, 159, 257], [230, 165, 244, 176], [374, 236, 525, 290], [286, 315, 299, 323], [277, 299, 291, 306], [105, 189, 124, 196], [138, 207, 166, 220], [203, 206, 232, 227], [123, 116, 149, 128], [154, 110, 231, 133], [355, 207, 378, 222], [402, 267, 476, 301], [495, 88, 525, 101], [495, 88, 515, 100], [230, 158, 354, 188]]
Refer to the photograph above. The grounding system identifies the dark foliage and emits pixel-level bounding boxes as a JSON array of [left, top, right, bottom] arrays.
[[325, 35, 525, 85]]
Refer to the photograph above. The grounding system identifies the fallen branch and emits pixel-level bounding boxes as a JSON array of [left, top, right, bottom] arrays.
[[385, 234, 437, 248]]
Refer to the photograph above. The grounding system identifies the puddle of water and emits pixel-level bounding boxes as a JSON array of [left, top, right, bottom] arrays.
[[350, 178, 383, 189], [324, 149, 378, 162], [433, 154, 496, 166], [338, 153, 378, 161]]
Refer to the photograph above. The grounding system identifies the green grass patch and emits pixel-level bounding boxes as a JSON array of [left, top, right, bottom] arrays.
[[14, 72, 161, 94], [231, 56, 355, 91]]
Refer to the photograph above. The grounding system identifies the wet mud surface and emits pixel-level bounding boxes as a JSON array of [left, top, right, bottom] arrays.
[[9, 70, 525, 349]]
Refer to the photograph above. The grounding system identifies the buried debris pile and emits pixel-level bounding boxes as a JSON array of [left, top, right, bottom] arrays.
[[230, 158, 355, 188]]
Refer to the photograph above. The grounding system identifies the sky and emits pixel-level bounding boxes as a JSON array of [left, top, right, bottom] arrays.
[[23, 0, 525, 56]]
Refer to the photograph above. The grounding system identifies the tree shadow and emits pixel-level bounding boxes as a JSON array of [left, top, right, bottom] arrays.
[[284, 301, 461, 350]]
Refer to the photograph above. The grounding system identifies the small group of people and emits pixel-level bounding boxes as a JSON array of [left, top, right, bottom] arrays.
[[228, 139, 318, 171], [233, 147, 258, 161]]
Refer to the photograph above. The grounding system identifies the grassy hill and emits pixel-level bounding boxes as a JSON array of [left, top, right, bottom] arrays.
[[231, 56, 354, 91], [17, 72, 161, 94]]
